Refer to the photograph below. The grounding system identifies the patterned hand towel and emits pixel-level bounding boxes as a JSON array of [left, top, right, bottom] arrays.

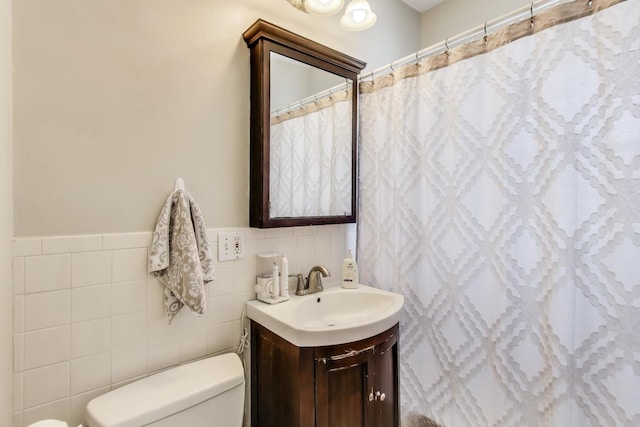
[[148, 189, 214, 323]]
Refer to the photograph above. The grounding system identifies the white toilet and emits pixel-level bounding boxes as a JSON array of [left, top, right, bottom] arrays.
[[27, 421, 70, 427], [85, 353, 245, 427]]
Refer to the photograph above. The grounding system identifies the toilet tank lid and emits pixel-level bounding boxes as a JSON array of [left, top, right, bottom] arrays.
[[85, 353, 244, 427]]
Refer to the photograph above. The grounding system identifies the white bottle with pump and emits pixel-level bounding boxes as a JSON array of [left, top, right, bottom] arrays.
[[341, 248, 359, 289]]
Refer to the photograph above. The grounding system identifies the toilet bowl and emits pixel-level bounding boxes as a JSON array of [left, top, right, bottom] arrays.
[[27, 421, 69, 427], [85, 353, 245, 427]]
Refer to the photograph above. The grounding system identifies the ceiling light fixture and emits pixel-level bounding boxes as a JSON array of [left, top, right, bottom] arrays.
[[286, 0, 377, 31], [339, 0, 377, 31]]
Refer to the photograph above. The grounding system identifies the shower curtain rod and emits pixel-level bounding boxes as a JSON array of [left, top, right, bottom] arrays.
[[360, 0, 566, 82], [272, 80, 353, 117], [273, 0, 566, 116]]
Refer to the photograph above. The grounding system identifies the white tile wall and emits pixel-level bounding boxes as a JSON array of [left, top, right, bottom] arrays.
[[24, 254, 70, 293], [111, 343, 148, 384], [24, 290, 70, 331], [70, 352, 111, 395], [13, 238, 42, 257], [23, 326, 70, 370], [23, 362, 69, 408], [71, 284, 111, 323], [71, 251, 111, 287], [23, 398, 69, 427], [14, 372, 23, 413], [111, 248, 148, 283], [70, 318, 111, 359], [42, 235, 102, 255], [12, 225, 349, 426], [13, 257, 25, 295], [112, 280, 147, 315]]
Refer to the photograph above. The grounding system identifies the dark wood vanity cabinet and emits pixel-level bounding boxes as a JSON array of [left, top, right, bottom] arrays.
[[250, 322, 399, 427]]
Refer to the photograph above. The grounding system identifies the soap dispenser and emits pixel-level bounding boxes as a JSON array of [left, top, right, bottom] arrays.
[[341, 248, 358, 289]]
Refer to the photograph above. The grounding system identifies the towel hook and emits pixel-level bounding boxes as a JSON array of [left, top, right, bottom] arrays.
[[174, 178, 185, 191]]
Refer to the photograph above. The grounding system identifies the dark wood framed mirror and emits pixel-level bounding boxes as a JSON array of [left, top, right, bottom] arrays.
[[243, 19, 366, 228]]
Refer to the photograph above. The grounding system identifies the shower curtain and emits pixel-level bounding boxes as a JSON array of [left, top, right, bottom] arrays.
[[358, 1, 640, 426], [270, 92, 352, 218]]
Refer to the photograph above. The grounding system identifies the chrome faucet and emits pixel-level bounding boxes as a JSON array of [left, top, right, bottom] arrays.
[[295, 265, 331, 296]]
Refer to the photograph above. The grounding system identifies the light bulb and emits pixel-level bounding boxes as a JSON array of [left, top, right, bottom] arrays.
[[352, 9, 366, 23], [340, 0, 377, 31], [304, 0, 344, 16]]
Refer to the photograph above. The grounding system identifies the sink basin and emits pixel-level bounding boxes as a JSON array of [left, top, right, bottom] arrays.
[[245, 282, 404, 347]]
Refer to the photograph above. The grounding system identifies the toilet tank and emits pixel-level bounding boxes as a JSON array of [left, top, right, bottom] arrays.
[[85, 353, 245, 427]]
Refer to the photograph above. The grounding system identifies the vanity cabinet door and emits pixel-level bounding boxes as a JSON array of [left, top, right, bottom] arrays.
[[373, 330, 400, 427], [250, 322, 400, 427], [314, 346, 376, 427]]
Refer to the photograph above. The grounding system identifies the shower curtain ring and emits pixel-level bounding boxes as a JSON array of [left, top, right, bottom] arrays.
[[444, 38, 450, 54], [483, 22, 488, 44], [530, 2, 535, 28], [588, 0, 593, 8]]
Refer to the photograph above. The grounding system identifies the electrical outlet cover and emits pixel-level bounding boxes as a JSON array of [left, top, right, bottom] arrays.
[[218, 232, 244, 261]]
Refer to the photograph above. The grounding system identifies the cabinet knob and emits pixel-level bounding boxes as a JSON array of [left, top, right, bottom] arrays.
[[369, 390, 375, 402], [374, 391, 386, 401]]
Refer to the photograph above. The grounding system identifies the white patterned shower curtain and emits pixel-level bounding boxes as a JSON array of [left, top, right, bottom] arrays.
[[270, 95, 352, 218], [358, 1, 640, 426]]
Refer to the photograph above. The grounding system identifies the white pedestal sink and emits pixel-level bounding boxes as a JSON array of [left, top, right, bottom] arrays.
[[246, 282, 404, 346]]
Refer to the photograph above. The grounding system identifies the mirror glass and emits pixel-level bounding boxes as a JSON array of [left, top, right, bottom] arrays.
[[269, 52, 353, 219]]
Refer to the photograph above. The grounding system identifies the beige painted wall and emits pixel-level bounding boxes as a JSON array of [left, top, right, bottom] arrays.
[[421, 0, 532, 47], [13, 0, 420, 236], [1, 0, 13, 423]]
